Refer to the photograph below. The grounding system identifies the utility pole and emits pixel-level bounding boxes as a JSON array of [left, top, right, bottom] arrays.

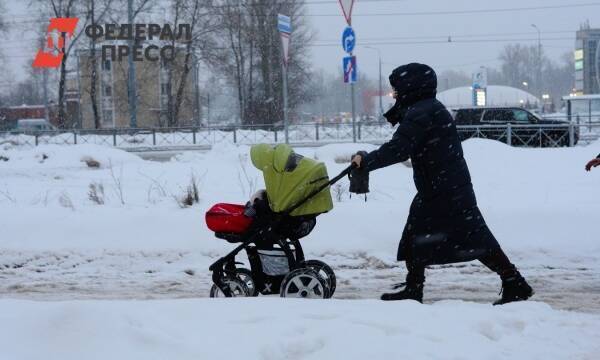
[[206, 93, 211, 128], [531, 24, 542, 99], [127, 0, 137, 128], [596, 40, 600, 92], [365, 46, 383, 120], [282, 63, 289, 143], [351, 81, 356, 142], [277, 14, 291, 144], [40, 38, 49, 123], [378, 56, 383, 118], [42, 69, 49, 123]]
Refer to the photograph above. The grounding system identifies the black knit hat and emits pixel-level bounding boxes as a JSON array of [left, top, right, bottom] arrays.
[[389, 63, 437, 106], [383, 63, 437, 126]]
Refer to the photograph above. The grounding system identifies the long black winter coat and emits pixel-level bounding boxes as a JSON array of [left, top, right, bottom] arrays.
[[363, 97, 502, 265]]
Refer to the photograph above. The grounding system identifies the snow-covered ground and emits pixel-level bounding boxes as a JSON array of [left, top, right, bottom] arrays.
[[1, 298, 599, 360], [1, 139, 600, 358]]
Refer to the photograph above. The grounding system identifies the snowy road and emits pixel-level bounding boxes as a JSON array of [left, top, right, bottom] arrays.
[[2, 250, 599, 313]]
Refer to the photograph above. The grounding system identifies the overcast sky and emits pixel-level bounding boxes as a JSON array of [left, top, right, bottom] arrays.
[[3, 0, 600, 84], [306, 0, 600, 80]]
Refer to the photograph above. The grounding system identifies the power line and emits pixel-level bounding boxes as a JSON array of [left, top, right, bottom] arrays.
[[5, 1, 599, 22], [316, 30, 577, 43], [312, 37, 575, 47], [1, 31, 577, 48], [307, 2, 600, 16]]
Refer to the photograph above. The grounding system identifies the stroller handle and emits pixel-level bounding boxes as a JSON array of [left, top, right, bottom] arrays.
[[282, 164, 354, 216]]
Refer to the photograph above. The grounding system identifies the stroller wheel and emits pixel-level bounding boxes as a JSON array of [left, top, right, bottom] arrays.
[[280, 268, 329, 299], [235, 268, 258, 297], [302, 260, 336, 298], [209, 278, 249, 298]]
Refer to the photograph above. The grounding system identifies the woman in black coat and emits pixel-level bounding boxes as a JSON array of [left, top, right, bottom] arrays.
[[351, 63, 533, 305]]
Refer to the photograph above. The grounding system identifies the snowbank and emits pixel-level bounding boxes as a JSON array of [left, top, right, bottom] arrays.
[[0, 144, 141, 170], [0, 298, 598, 360], [0, 139, 599, 257]]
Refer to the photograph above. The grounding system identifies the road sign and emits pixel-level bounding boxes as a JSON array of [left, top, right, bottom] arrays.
[[342, 27, 355, 54], [472, 66, 488, 89], [277, 14, 291, 34], [343, 56, 357, 83], [338, 0, 355, 26], [278, 14, 291, 66]]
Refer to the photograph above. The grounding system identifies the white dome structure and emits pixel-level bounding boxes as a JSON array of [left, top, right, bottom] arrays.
[[437, 85, 540, 108]]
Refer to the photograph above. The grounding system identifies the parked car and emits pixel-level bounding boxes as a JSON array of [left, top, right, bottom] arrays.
[[15, 118, 57, 132], [451, 107, 578, 147]]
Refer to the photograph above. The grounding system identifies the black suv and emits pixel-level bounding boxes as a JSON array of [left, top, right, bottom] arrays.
[[451, 107, 577, 147]]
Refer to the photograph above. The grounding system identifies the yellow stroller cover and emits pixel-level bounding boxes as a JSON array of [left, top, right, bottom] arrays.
[[250, 144, 334, 216]]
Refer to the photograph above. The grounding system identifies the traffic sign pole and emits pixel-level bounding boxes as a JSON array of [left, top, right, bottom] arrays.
[[342, 28, 357, 143], [338, 0, 356, 142], [351, 82, 356, 142], [278, 14, 291, 144], [282, 62, 289, 144]]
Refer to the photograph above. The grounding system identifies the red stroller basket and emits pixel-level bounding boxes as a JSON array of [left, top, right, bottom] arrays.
[[205, 203, 253, 234]]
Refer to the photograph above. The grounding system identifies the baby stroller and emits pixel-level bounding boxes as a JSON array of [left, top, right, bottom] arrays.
[[206, 144, 354, 298]]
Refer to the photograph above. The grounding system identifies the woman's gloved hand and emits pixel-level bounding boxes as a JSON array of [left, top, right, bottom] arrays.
[[585, 154, 600, 171]]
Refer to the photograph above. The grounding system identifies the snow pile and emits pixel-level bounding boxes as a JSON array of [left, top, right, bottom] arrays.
[[0, 298, 598, 360], [0, 144, 141, 170], [0, 139, 599, 255]]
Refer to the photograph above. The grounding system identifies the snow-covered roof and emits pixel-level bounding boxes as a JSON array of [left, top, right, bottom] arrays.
[[437, 85, 540, 108], [562, 94, 600, 101]]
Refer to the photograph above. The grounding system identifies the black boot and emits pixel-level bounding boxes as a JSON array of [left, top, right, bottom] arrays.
[[381, 273, 424, 302], [493, 275, 534, 305]]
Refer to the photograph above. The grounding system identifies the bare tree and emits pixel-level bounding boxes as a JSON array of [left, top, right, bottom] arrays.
[[32, 0, 91, 128], [437, 70, 471, 91], [206, 0, 315, 126], [86, 0, 113, 129], [499, 44, 545, 94], [174, 0, 212, 126]]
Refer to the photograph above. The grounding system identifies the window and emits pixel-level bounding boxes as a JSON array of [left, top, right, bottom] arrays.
[[102, 110, 113, 125], [512, 110, 529, 122], [455, 109, 483, 125], [483, 109, 514, 123], [103, 85, 112, 97], [102, 60, 111, 71]]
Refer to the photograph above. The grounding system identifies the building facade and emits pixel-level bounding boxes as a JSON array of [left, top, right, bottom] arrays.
[[575, 27, 600, 95], [77, 47, 200, 129]]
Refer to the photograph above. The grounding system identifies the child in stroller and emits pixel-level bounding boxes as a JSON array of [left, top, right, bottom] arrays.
[[206, 144, 353, 298]]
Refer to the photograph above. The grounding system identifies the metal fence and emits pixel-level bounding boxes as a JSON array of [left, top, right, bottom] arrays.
[[1, 122, 599, 150]]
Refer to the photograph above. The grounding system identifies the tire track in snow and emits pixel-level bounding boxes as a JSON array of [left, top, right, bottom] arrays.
[[1, 250, 599, 313]]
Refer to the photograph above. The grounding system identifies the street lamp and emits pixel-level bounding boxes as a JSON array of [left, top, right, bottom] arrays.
[[364, 45, 384, 120], [531, 24, 542, 97], [522, 81, 529, 87]]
